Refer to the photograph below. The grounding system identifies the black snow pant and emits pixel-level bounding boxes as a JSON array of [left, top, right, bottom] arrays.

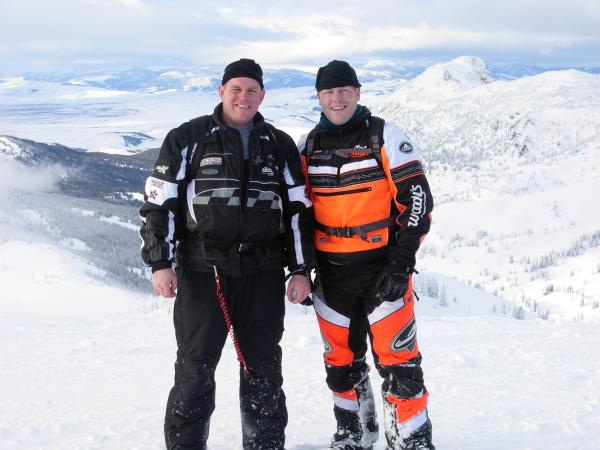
[[164, 268, 287, 450]]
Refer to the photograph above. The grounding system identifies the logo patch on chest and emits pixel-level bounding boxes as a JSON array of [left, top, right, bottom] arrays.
[[200, 156, 222, 167], [310, 150, 332, 160], [262, 166, 275, 176]]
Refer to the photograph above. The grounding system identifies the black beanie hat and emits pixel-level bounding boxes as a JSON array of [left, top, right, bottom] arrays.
[[221, 58, 264, 89], [315, 60, 361, 91]]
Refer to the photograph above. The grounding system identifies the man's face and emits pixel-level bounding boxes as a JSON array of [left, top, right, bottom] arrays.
[[219, 77, 265, 127], [317, 86, 361, 125]]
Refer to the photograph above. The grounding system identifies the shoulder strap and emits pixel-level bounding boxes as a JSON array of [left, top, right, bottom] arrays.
[[304, 127, 319, 159], [185, 115, 213, 182], [367, 116, 385, 170], [264, 124, 288, 177]]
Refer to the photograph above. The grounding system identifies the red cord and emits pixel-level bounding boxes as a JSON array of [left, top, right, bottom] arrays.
[[213, 266, 249, 376]]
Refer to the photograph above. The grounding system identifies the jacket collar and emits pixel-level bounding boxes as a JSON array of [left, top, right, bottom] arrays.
[[316, 105, 371, 135]]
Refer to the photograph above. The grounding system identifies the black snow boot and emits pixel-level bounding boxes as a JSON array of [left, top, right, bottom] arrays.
[[330, 405, 376, 450], [386, 418, 435, 450]]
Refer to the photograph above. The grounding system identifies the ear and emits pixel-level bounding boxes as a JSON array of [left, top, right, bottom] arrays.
[[258, 88, 266, 104], [218, 84, 225, 100], [356, 87, 361, 101]]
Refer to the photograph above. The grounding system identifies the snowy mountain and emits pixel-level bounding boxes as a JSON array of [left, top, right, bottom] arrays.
[[13, 62, 599, 93], [371, 56, 600, 324]]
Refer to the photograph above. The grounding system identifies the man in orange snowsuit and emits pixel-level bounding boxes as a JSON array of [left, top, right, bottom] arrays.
[[298, 60, 435, 450]]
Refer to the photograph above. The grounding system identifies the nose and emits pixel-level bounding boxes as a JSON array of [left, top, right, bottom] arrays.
[[238, 89, 249, 101]]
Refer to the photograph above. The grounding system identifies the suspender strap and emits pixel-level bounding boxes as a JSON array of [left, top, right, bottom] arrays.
[[305, 136, 315, 158], [315, 215, 399, 242]]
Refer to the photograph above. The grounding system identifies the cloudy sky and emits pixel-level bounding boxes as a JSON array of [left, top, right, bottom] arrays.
[[1, 0, 599, 74]]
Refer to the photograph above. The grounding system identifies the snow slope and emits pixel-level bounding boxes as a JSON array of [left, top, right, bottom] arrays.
[[0, 172, 598, 449], [1, 237, 599, 449]]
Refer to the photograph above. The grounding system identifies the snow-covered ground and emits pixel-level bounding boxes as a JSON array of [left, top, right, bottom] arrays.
[[1, 239, 599, 449]]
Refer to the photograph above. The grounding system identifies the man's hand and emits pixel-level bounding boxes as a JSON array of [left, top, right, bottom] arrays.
[[286, 274, 311, 304], [152, 268, 177, 298], [372, 264, 410, 304]]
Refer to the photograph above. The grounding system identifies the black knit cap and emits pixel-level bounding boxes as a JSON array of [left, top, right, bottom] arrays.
[[221, 58, 264, 89], [315, 60, 361, 91]]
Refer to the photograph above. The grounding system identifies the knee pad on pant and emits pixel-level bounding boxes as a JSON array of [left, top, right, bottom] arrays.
[[171, 359, 218, 420], [325, 359, 368, 393], [377, 355, 425, 400]]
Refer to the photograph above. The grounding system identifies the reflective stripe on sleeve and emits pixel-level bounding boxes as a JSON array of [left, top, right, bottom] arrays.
[[291, 213, 304, 266], [175, 145, 189, 181], [167, 211, 175, 259]]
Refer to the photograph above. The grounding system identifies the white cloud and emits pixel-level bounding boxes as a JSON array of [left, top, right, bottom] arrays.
[[0, 161, 64, 193], [0, 0, 599, 72]]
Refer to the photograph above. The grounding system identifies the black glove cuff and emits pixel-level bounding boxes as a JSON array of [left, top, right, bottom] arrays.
[[151, 261, 172, 273]]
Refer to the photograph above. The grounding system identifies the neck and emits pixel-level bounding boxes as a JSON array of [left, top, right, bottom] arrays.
[[223, 117, 253, 128]]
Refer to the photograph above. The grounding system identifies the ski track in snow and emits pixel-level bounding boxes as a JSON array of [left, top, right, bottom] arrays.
[[1, 241, 599, 450]]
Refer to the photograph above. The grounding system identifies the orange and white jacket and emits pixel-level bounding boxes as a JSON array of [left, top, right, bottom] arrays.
[[298, 108, 433, 268]]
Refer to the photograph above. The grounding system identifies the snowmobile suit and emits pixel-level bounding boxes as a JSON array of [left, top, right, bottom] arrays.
[[298, 107, 434, 449], [140, 103, 315, 450], [140, 104, 314, 276]]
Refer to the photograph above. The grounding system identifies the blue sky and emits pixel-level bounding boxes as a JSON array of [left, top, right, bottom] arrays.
[[1, 0, 599, 74]]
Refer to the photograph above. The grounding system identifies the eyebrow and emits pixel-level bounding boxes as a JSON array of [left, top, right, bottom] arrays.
[[228, 84, 260, 91]]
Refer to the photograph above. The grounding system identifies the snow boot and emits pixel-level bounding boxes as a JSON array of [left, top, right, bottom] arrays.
[[329, 376, 378, 450], [382, 392, 434, 450], [387, 418, 434, 450]]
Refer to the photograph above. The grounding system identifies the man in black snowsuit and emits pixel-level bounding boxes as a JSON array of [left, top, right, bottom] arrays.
[[140, 58, 315, 450]]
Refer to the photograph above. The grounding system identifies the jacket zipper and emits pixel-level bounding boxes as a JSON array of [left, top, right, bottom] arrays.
[[314, 186, 372, 196]]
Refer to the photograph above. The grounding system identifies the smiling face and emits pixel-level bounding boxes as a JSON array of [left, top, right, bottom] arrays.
[[219, 77, 265, 127], [317, 86, 361, 125]]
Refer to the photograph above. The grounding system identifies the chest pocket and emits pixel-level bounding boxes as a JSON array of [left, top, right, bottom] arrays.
[[243, 134, 285, 239]]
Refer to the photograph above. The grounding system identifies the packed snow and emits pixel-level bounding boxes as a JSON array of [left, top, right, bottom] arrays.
[[1, 238, 599, 449]]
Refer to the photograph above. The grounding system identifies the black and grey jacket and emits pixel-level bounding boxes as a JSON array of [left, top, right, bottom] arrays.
[[140, 104, 315, 276]]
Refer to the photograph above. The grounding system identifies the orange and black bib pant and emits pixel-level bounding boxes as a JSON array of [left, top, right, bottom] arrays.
[[313, 257, 429, 433]]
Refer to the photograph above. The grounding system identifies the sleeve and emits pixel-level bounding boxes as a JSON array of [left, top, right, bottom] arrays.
[[277, 130, 316, 273], [139, 122, 191, 271], [380, 123, 434, 268]]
